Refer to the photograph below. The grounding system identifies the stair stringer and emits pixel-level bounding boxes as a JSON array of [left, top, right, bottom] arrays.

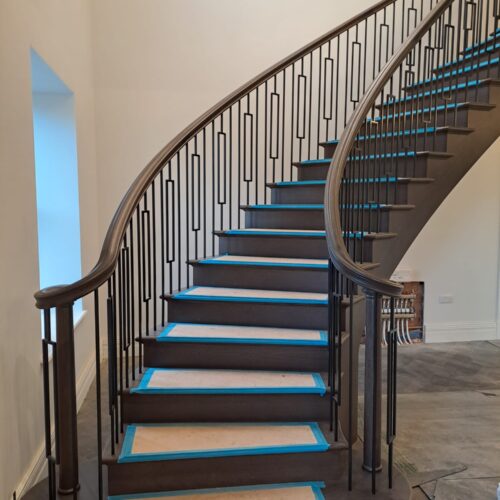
[[373, 86, 500, 278]]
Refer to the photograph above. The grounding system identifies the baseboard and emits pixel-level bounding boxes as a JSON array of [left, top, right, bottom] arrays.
[[424, 320, 497, 343], [14, 352, 96, 498]]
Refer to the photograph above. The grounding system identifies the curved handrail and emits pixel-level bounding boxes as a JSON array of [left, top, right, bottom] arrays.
[[324, 0, 452, 297], [34, 0, 397, 309]]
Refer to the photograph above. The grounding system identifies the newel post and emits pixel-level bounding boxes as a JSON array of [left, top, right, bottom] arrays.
[[362, 288, 382, 474], [56, 303, 80, 494]]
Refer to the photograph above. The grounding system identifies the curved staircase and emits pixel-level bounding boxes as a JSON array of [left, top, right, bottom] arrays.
[[33, 1, 500, 499]]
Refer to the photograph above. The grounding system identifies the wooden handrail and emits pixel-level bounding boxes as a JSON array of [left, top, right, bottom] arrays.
[[324, 0, 452, 297], [34, 0, 397, 309]]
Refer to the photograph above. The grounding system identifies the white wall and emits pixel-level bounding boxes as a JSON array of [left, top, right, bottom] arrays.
[[0, 1, 100, 497], [90, 0, 376, 232], [396, 139, 500, 343]]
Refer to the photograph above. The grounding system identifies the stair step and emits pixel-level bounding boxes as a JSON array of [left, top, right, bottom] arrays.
[[243, 204, 323, 210], [321, 126, 471, 146], [156, 323, 327, 346], [118, 422, 330, 464], [195, 255, 329, 269], [169, 287, 328, 305], [375, 101, 495, 122], [437, 41, 500, 71], [270, 180, 327, 187], [270, 177, 432, 187], [221, 228, 325, 237], [243, 203, 410, 210], [130, 368, 326, 395], [294, 151, 416, 167], [294, 150, 449, 168], [218, 228, 390, 239], [407, 57, 500, 88], [381, 78, 500, 106], [463, 28, 500, 54], [108, 481, 326, 499]]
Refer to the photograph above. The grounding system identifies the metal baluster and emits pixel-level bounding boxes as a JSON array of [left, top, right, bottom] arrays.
[[387, 296, 398, 488], [94, 289, 103, 499], [42, 308, 57, 499]]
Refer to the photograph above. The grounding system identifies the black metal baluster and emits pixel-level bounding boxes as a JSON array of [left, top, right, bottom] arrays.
[[348, 282, 355, 491], [106, 281, 116, 454], [160, 169, 165, 326], [165, 174, 176, 296], [308, 51, 313, 159], [117, 252, 124, 425], [185, 144, 191, 285], [135, 207, 143, 372], [387, 296, 398, 489], [281, 72, 286, 181], [317, 46, 323, 157], [93, 289, 103, 499], [192, 139, 201, 259], [141, 194, 151, 333], [42, 309, 57, 499]]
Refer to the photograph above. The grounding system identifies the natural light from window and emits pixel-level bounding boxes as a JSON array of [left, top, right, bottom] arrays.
[[30, 48, 83, 328]]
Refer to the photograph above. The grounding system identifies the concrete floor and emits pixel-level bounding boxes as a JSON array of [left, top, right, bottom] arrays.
[[25, 340, 500, 499], [369, 340, 500, 500]]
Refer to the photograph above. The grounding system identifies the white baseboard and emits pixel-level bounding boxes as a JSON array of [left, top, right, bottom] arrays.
[[424, 320, 497, 343], [14, 352, 96, 498]]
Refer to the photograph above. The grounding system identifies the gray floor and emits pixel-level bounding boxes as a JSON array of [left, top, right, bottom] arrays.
[[25, 341, 500, 499], [370, 340, 500, 500]]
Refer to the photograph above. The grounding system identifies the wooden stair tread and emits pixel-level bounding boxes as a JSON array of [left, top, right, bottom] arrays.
[[155, 323, 328, 346], [108, 481, 326, 499], [319, 125, 473, 146], [130, 368, 326, 395], [216, 228, 396, 239], [117, 422, 330, 463], [193, 255, 329, 269], [168, 286, 328, 305]]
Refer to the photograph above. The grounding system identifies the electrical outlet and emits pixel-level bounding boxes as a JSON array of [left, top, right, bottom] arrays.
[[438, 295, 453, 304]]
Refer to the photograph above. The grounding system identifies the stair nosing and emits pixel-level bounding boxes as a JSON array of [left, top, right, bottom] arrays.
[[406, 56, 500, 90], [166, 286, 328, 306], [215, 229, 396, 239], [129, 367, 327, 396], [108, 481, 327, 500], [155, 322, 329, 346], [117, 422, 330, 464], [294, 150, 452, 167], [190, 256, 329, 270], [319, 125, 473, 146]]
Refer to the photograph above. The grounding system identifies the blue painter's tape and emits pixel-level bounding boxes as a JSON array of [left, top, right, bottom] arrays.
[[197, 258, 328, 269], [129, 368, 326, 396], [411, 57, 500, 87], [223, 229, 326, 237], [247, 204, 323, 210], [385, 79, 481, 105], [117, 422, 330, 464], [300, 151, 415, 166], [298, 158, 331, 165], [156, 323, 328, 346], [326, 127, 435, 145], [379, 103, 457, 121], [171, 287, 327, 305], [464, 28, 500, 53], [108, 481, 326, 499], [274, 180, 326, 186], [437, 41, 500, 70], [221, 229, 367, 238]]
